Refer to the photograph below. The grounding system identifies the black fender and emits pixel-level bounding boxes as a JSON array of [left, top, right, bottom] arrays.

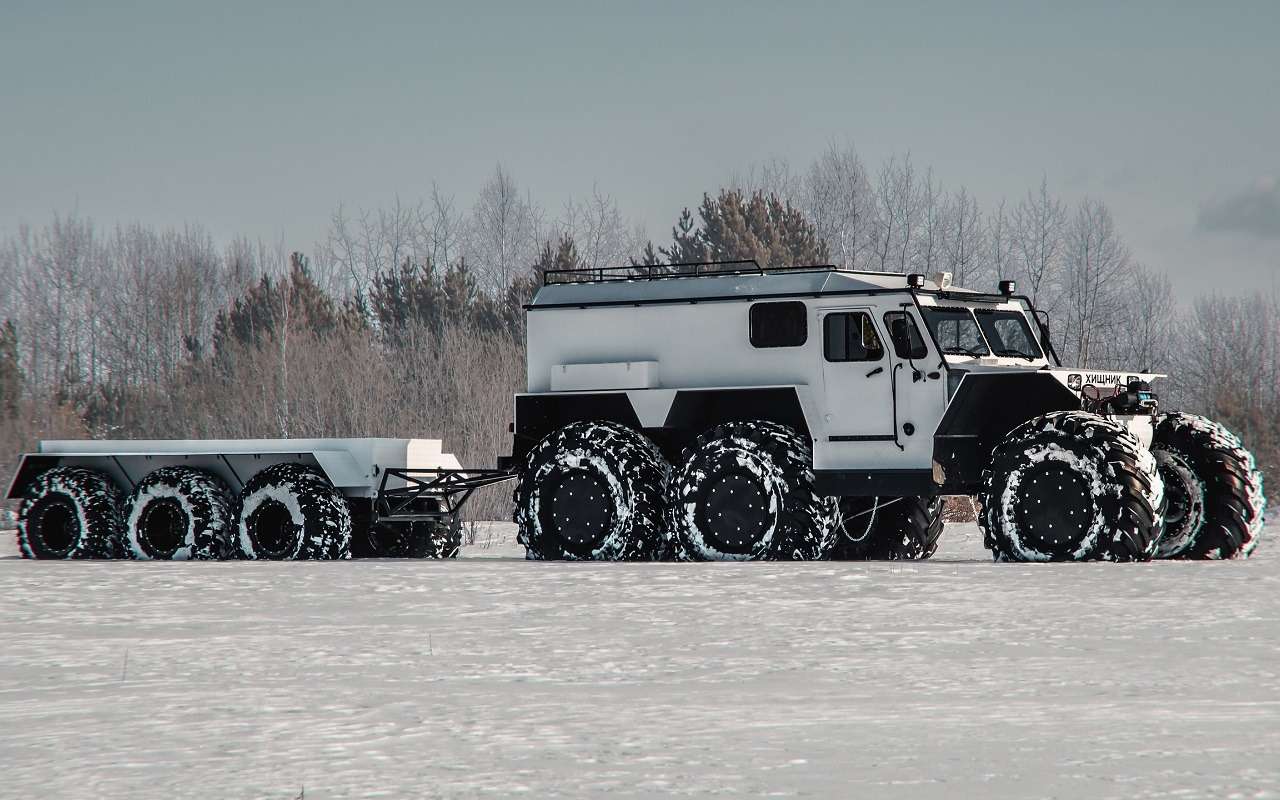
[[511, 387, 812, 465], [933, 372, 1081, 494]]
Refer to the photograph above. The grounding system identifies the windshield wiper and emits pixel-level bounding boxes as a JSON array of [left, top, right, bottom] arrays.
[[943, 346, 989, 357], [993, 348, 1037, 361]]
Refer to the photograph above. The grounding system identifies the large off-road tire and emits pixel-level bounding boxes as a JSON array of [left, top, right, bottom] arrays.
[[514, 421, 669, 561], [17, 467, 122, 559], [666, 420, 837, 561], [122, 467, 234, 560], [349, 498, 463, 559], [978, 411, 1164, 562], [367, 519, 463, 558], [830, 496, 944, 560], [234, 463, 352, 560], [1150, 412, 1266, 559]]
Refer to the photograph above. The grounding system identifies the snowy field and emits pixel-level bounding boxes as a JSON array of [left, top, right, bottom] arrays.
[[1, 522, 1278, 800]]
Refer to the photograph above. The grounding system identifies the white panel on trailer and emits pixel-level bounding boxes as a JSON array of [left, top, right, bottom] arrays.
[[7, 438, 463, 499]]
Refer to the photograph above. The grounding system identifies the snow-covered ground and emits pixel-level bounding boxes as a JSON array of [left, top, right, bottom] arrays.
[[1, 522, 1277, 799]]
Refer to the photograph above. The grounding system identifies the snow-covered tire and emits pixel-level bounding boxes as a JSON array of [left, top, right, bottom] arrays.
[[16, 467, 122, 559], [830, 496, 944, 560], [122, 467, 234, 560], [234, 463, 352, 560], [666, 420, 837, 561], [1150, 412, 1266, 559], [365, 518, 462, 558], [514, 421, 669, 561], [977, 411, 1164, 562]]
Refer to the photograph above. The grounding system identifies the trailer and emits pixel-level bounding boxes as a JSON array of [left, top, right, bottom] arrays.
[[6, 437, 512, 560], [6, 261, 1268, 562]]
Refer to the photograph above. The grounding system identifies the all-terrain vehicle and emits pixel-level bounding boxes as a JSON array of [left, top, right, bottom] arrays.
[[507, 261, 1265, 562], [6, 262, 1266, 562]]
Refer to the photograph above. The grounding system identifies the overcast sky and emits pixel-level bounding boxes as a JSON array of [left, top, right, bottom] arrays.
[[2, 1, 1277, 296]]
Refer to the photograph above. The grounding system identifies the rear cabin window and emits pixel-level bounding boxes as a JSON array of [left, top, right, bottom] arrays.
[[824, 312, 885, 362], [749, 301, 808, 348]]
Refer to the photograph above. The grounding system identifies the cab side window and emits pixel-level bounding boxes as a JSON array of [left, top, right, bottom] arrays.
[[883, 311, 928, 359], [824, 312, 884, 362]]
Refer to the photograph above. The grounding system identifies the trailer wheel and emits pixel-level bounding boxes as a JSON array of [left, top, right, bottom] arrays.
[[366, 519, 463, 558], [977, 410, 1164, 562], [16, 467, 122, 559], [122, 467, 234, 560], [666, 420, 837, 561], [830, 496, 944, 560], [514, 421, 668, 560], [1151, 412, 1266, 559], [235, 463, 352, 560]]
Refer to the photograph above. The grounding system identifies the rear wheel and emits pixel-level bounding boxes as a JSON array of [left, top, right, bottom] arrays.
[[17, 467, 122, 559], [234, 464, 352, 560], [830, 496, 944, 560], [514, 421, 669, 560], [666, 421, 836, 561], [978, 411, 1164, 562], [122, 467, 233, 560], [1151, 412, 1266, 559]]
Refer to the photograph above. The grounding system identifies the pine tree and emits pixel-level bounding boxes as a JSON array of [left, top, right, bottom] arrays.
[[653, 189, 828, 271], [212, 253, 344, 357]]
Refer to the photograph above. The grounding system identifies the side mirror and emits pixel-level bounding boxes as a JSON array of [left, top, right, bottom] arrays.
[[1033, 310, 1053, 351]]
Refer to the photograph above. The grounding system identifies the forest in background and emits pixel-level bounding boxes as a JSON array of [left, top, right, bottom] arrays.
[[1, 146, 1276, 521]]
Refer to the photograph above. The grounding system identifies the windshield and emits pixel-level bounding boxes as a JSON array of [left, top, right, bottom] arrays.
[[921, 308, 989, 356], [974, 310, 1043, 360]]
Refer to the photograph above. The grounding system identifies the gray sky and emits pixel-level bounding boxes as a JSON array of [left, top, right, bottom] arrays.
[[2, 0, 1277, 295]]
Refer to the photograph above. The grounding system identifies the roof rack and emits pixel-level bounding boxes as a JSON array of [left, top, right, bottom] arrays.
[[542, 260, 843, 286]]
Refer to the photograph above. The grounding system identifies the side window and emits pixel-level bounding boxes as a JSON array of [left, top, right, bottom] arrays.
[[824, 312, 884, 362], [749, 301, 808, 348], [883, 311, 928, 359]]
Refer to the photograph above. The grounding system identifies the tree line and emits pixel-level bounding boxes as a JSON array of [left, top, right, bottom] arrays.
[[1, 148, 1275, 521]]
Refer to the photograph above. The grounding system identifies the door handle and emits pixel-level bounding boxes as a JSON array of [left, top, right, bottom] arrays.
[[865, 366, 884, 378]]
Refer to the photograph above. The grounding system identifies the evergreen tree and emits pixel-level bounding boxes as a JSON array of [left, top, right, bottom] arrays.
[[212, 252, 345, 357], [650, 189, 828, 271]]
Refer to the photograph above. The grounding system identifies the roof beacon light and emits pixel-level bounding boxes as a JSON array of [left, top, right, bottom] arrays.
[[907, 273, 926, 289], [932, 271, 953, 289], [998, 279, 1016, 296]]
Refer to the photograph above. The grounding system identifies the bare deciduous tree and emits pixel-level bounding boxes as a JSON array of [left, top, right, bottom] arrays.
[[943, 186, 989, 288], [467, 165, 543, 294], [1012, 176, 1066, 307]]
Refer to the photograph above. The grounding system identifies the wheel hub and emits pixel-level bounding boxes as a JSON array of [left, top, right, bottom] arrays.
[[138, 497, 186, 557], [248, 499, 298, 558], [545, 471, 613, 555], [1015, 463, 1093, 555], [30, 494, 79, 556], [698, 471, 769, 555]]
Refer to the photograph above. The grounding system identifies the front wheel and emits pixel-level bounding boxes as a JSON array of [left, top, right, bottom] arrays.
[[666, 421, 836, 561], [1151, 412, 1266, 559], [977, 411, 1164, 562]]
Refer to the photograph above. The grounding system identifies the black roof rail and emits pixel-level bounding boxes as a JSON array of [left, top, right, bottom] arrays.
[[542, 260, 847, 286]]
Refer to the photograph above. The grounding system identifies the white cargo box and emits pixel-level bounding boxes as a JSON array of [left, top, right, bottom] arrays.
[[550, 361, 658, 392]]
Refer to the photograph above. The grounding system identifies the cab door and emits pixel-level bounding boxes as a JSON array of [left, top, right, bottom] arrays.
[[819, 309, 896, 444]]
